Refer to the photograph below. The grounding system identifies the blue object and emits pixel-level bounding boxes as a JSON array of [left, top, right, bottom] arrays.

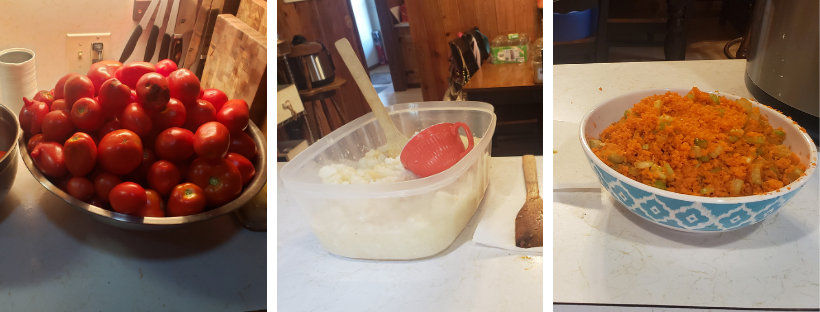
[[553, 9, 593, 42]]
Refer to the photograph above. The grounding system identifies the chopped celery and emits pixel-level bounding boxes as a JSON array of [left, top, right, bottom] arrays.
[[642, 144, 649, 150], [634, 161, 653, 169], [751, 164, 763, 185], [608, 153, 626, 164], [588, 139, 603, 149], [709, 93, 720, 104], [654, 180, 667, 190], [686, 93, 695, 99], [730, 179, 744, 196], [700, 187, 714, 195], [738, 98, 754, 113], [692, 145, 703, 157], [698, 156, 710, 162], [708, 145, 724, 158], [694, 138, 709, 148]]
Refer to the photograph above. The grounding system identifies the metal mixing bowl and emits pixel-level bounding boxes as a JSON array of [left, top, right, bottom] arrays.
[[18, 121, 267, 230], [0, 103, 20, 204]]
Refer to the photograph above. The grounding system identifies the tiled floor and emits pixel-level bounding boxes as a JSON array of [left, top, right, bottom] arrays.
[[369, 64, 424, 106]]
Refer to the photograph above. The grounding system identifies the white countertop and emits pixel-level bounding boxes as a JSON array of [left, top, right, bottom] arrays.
[[0, 159, 266, 311], [553, 60, 819, 309], [277, 157, 544, 312]]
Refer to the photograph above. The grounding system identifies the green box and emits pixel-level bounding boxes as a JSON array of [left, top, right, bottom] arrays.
[[491, 45, 528, 64]]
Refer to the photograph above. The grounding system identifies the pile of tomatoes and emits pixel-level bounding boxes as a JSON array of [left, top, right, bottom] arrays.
[[19, 59, 258, 218]]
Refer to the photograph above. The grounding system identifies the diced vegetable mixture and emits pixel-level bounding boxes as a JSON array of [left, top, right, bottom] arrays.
[[589, 87, 807, 197]]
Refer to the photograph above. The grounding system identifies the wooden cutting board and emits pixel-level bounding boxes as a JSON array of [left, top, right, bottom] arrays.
[[236, 0, 267, 36], [200, 14, 267, 134]]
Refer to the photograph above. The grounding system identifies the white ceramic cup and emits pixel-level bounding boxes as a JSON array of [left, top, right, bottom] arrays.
[[0, 48, 38, 114]]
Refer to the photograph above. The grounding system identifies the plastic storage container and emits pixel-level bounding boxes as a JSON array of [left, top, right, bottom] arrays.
[[490, 33, 530, 64], [280, 102, 497, 260]]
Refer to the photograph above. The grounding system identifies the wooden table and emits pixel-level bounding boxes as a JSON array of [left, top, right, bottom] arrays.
[[463, 63, 543, 157]]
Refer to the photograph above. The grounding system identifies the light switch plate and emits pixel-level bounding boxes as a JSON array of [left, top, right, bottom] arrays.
[[66, 33, 111, 74]]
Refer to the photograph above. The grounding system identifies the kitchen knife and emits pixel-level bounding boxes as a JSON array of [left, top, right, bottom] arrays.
[[158, 0, 182, 62], [120, 0, 160, 62], [145, 0, 167, 62]]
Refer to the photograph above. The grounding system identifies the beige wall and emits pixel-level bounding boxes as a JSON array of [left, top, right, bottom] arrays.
[[0, 0, 135, 97]]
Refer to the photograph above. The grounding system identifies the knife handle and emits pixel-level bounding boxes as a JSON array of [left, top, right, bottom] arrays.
[[158, 34, 172, 61], [144, 26, 160, 62], [120, 26, 143, 62]]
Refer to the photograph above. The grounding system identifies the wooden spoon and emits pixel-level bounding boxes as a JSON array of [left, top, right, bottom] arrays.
[[334, 38, 408, 157], [515, 155, 543, 248]]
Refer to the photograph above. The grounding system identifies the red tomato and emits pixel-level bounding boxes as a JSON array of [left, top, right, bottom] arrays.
[[135, 72, 170, 112], [130, 89, 140, 104], [123, 149, 156, 185], [27, 134, 49, 152], [152, 98, 186, 131], [120, 61, 156, 90], [98, 129, 143, 175], [19, 97, 50, 135], [0, 151, 5, 159], [228, 131, 257, 160], [98, 119, 122, 139], [109, 182, 147, 215], [53, 73, 80, 100], [31, 142, 67, 178], [193, 122, 230, 161], [225, 152, 255, 185], [187, 158, 242, 206], [64, 132, 97, 177], [42, 110, 75, 142], [53, 176, 71, 192], [98, 78, 131, 118], [94, 173, 121, 203], [88, 196, 108, 209], [154, 127, 195, 162], [63, 75, 95, 109], [183, 99, 216, 132], [115, 66, 123, 81], [174, 159, 191, 182], [70, 97, 105, 132], [216, 99, 250, 134], [33, 90, 55, 108], [167, 183, 206, 216], [120, 102, 153, 139], [168, 68, 201, 106], [66, 177, 95, 201], [90, 60, 123, 73], [200, 89, 228, 111], [86, 64, 116, 96], [155, 59, 178, 77], [198, 86, 204, 99], [147, 160, 180, 197], [137, 189, 166, 217], [50, 99, 69, 112]]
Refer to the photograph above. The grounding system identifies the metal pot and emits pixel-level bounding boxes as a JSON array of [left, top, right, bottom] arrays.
[[287, 42, 336, 90], [0, 103, 19, 204], [745, 0, 819, 144]]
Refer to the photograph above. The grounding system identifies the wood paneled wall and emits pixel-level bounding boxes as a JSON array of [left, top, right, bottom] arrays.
[[277, 0, 371, 133], [406, 0, 542, 101]]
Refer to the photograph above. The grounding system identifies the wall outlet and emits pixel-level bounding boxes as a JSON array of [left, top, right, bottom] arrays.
[[66, 33, 112, 74]]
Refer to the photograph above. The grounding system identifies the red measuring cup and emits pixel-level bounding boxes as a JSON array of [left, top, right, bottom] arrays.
[[400, 122, 474, 178]]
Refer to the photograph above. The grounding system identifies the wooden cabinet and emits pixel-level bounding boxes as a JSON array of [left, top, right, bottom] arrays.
[[395, 24, 420, 86]]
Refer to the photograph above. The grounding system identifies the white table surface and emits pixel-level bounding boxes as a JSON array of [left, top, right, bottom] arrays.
[[277, 157, 544, 312], [553, 60, 819, 309], [0, 159, 266, 311]]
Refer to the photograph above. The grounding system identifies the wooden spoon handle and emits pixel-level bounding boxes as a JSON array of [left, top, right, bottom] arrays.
[[523, 155, 540, 199], [334, 39, 407, 156]]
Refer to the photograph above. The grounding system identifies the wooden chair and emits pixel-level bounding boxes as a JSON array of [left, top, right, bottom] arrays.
[[288, 43, 349, 139], [553, 0, 610, 63]]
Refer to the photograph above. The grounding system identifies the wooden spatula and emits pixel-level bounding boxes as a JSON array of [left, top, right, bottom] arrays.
[[335, 38, 408, 157], [515, 155, 543, 248]]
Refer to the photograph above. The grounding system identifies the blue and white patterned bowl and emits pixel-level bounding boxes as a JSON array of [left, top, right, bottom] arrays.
[[580, 88, 817, 232]]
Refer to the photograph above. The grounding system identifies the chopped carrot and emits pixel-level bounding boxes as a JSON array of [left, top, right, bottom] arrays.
[[588, 87, 808, 197]]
